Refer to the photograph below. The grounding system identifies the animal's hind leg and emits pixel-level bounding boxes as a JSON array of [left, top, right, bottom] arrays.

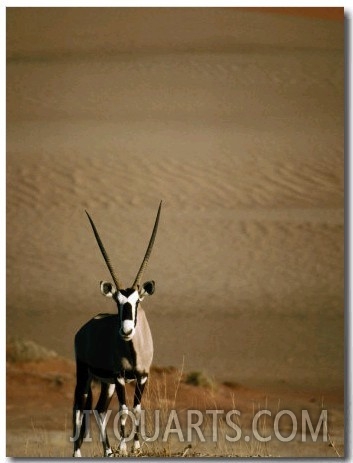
[[72, 360, 92, 457], [115, 377, 129, 456], [132, 374, 148, 453], [95, 382, 115, 457]]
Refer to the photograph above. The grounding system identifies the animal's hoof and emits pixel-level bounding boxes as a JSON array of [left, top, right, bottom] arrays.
[[131, 439, 141, 454], [119, 441, 128, 456]]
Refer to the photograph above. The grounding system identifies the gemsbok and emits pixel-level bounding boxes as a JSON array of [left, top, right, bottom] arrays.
[[72, 202, 162, 457]]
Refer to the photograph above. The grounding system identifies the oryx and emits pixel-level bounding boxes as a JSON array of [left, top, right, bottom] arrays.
[[72, 202, 162, 457]]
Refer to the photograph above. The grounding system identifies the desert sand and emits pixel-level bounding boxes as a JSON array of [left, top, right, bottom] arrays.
[[6, 7, 344, 457]]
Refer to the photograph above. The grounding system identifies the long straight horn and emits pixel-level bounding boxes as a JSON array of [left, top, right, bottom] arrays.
[[132, 201, 162, 289], [85, 210, 122, 290]]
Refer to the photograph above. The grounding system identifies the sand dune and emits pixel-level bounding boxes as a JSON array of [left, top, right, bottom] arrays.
[[7, 8, 343, 394]]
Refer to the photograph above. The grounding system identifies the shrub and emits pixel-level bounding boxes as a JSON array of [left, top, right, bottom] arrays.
[[184, 371, 213, 388], [6, 337, 57, 363]]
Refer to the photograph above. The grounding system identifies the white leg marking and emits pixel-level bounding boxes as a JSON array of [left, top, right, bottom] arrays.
[[120, 404, 129, 426], [133, 404, 142, 426], [73, 449, 82, 457], [133, 439, 141, 451], [132, 403, 142, 452], [119, 404, 129, 455], [107, 383, 115, 396], [104, 447, 114, 457], [119, 438, 127, 455], [117, 377, 125, 386]]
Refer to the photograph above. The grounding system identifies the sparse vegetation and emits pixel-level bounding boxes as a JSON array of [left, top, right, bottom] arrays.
[[184, 371, 213, 389], [6, 337, 58, 363], [6, 340, 344, 457]]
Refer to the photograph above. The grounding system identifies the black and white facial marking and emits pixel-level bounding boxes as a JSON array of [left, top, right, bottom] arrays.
[[116, 289, 140, 341], [100, 281, 155, 341]]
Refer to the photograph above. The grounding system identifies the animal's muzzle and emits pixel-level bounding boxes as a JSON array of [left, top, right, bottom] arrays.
[[122, 328, 133, 336], [119, 302, 136, 339], [120, 317, 135, 340]]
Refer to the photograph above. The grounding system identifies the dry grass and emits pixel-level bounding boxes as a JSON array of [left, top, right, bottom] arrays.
[[6, 340, 344, 457]]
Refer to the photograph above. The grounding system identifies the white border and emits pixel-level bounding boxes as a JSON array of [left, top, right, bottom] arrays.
[[2, 3, 350, 462]]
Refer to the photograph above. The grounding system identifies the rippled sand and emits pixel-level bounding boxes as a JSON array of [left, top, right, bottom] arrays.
[[7, 7, 344, 391]]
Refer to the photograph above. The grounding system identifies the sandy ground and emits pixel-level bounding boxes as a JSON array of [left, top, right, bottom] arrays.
[[6, 7, 344, 457], [6, 355, 344, 457]]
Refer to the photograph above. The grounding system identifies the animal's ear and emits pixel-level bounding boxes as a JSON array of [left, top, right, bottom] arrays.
[[100, 281, 117, 298], [139, 280, 155, 299]]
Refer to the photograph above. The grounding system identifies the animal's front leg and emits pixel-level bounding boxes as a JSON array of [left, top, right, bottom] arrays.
[[72, 361, 92, 457], [95, 382, 115, 457], [132, 374, 148, 453], [115, 377, 128, 456]]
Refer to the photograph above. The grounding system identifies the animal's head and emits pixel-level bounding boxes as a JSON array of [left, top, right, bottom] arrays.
[[86, 202, 161, 341], [99, 281, 155, 341]]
